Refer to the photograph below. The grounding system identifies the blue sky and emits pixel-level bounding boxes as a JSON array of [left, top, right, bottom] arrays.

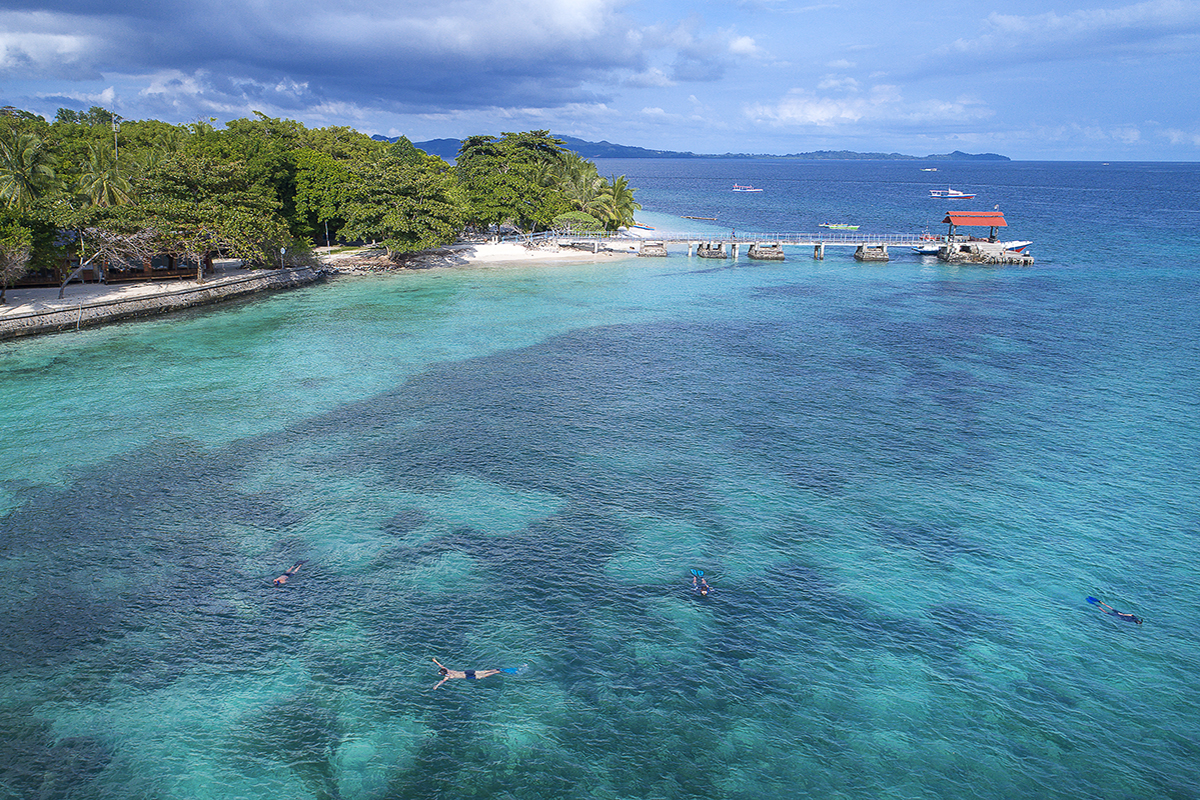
[[1, 0, 1198, 160]]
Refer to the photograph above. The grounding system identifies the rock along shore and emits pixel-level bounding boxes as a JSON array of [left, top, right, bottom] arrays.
[[0, 267, 320, 342]]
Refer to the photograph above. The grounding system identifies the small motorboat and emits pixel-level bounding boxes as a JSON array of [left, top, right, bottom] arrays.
[[819, 223, 859, 230], [732, 184, 763, 192], [929, 187, 976, 199]]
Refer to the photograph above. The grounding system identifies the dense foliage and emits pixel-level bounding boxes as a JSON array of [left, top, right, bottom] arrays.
[[0, 107, 640, 293]]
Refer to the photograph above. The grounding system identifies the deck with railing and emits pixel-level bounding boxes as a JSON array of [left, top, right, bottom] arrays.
[[520, 230, 937, 247]]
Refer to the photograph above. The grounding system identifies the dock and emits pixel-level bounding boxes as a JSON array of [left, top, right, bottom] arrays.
[[531, 224, 1033, 265]]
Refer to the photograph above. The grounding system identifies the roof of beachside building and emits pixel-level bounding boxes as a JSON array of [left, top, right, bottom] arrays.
[[942, 211, 1007, 227]]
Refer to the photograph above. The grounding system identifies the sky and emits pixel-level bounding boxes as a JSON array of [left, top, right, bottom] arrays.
[[1, 0, 1198, 160]]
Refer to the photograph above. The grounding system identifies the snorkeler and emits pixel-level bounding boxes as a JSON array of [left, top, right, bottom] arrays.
[[273, 561, 305, 586], [432, 658, 504, 690], [1087, 596, 1143, 624], [691, 573, 712, 597]]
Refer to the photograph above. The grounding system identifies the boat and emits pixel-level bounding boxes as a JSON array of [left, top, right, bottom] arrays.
[[929, 187, 976, 199], [732, 184, 763, 192], [921, 167, 938, 172], [912, 234, 943, 255], [682, 215, 717, 221], [1002, 241, 1033, 253], [629, 222, 655, 231], [818, 223, 859, 230]]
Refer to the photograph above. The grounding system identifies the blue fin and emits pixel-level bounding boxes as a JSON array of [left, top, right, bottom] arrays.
[[691, 569, 704, 578], [1086, 597, 1100, 605]]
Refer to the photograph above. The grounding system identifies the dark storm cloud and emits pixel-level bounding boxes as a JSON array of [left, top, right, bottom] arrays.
[[0, 0, 648, 112]]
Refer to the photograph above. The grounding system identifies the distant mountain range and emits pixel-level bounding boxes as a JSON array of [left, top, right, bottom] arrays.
[[373, 134, 1010, 162]]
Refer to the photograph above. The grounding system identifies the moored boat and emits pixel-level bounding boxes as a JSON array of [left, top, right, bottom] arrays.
[[819, 223, 860, 230], [929, 187, 975, 199]]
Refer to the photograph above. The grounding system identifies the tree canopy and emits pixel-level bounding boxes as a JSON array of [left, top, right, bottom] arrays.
[[0, 108, 641, 283]]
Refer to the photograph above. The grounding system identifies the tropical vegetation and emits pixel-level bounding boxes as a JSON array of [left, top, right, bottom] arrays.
[[0, 106, 641, 297]]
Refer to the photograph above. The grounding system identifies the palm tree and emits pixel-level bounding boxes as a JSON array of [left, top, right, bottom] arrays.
[[77, 143, 133, 207], [0, 131, 57, 211], [593, 174, 642, 230], [555, 151, 606, 214]]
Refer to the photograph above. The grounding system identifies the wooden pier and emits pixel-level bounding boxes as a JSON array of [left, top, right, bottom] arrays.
[[528, 228, 1033, 265]]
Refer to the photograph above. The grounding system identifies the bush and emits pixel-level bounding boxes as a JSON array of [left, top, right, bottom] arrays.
[[552, 211, 604, 232]]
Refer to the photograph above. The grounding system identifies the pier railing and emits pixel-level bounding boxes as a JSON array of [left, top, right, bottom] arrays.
[[518, 230, 934, 247]]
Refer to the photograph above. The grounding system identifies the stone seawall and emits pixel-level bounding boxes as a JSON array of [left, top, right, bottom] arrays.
[[0, 268, 321, 341]]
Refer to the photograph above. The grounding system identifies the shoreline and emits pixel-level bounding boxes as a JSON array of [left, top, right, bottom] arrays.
[[0, 239, 636, 342]]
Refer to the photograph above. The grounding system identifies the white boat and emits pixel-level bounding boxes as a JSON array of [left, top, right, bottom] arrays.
[[818, 223, 859, 230], [912, 233, 944, 255], [732, 184, 763, 192], [929, 187, 975, 199], [1003, 241, 1032, 253], [921, 167, 938, 172]]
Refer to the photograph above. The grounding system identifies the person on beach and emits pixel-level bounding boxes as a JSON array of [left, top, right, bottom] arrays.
[[692, 574, 712, 597], [1091, 597, 1142, 624], [273, 561, 304, 586], [432, 658, 503, 689]]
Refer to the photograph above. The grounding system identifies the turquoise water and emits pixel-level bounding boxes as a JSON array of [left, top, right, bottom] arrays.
[[2, 160, 1199, 799]]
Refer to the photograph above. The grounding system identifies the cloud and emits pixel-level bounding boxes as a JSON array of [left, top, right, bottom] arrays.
[[1164, 127, 1200, 145], [817, 75, 859, 92], [745, 84, 993, 128], [0, 1, 651, 115], [0, 12, 109, 80], [625, 68, 676, 88], [728, 36, 764, 57], [936, 0, 1200, 65]]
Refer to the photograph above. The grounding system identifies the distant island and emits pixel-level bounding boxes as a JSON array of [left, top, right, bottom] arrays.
[[374, 134, 1009, 163]]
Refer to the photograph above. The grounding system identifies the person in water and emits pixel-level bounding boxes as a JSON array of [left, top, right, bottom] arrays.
[[691, 574, 711, 597], [273, 561, 304, 586], [432, 658, 503, 689], [1093, 598, 1143, 624]]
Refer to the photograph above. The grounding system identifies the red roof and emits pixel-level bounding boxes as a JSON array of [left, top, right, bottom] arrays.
[[943, 211, 1006, 227]]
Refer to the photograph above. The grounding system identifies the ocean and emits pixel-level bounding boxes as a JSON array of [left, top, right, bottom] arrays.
[[1, 158, 1198, 799]]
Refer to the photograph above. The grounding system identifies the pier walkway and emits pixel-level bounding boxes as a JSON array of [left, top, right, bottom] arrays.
[[526, 230, 931, 247], [525, 229, 938, 261]]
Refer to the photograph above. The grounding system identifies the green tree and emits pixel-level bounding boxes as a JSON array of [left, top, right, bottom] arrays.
[[135, 153, 290, 279], [338, 152, 463, 258], [554, 151, 606, 214], [454, 130, 567, 232], [293, 148, 352, 243], [551, 210, 605, 232], [0, 217, 33, 302], [592, 174, 641, 230], [77, 143, 134, 207], [0, 131, 58, 212]]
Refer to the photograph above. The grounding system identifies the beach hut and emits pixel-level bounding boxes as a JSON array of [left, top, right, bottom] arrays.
[[942, 210, 1006, 242]]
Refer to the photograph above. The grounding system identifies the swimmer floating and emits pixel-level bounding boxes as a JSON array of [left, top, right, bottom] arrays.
[[432, 658, 524, 690], [1087, 596, 1143, 624], [273, 561, 304, 586]]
